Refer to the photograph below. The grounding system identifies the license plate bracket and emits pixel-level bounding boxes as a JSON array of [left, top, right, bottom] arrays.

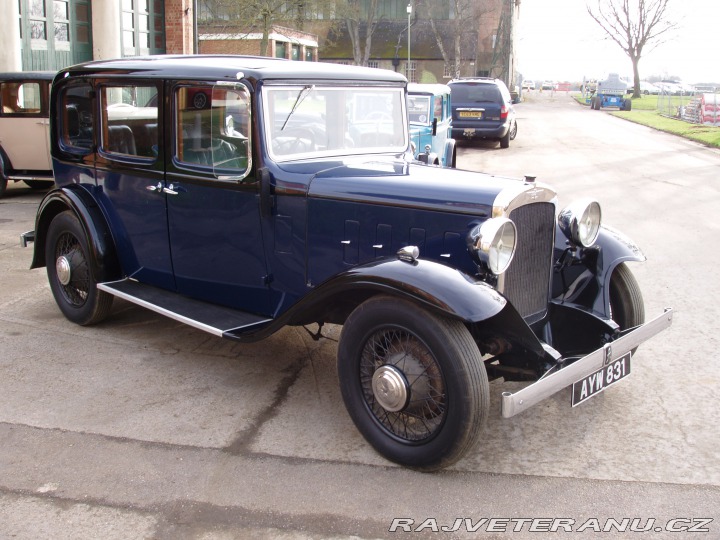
[[571, 352, 631, 407]]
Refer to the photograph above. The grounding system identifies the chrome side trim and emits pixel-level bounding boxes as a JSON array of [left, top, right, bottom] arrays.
[[500, 307, 674, 418], [97, 281, 225, 337]]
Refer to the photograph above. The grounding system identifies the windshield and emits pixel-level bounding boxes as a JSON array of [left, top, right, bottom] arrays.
[[407, 94, 431, 125], [263, 85, 408, 161]]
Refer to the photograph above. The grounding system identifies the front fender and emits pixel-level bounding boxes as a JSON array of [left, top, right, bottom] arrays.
[[554, 225, 645, 317], [31, 185, 121, 282], [278, 257, 508, 331]]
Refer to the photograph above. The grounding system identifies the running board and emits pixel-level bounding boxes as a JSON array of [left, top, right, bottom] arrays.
[[97, 279, 272, 338]]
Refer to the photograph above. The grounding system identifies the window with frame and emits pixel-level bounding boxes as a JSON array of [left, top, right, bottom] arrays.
[[405, 61, 417, 83], [100, 84, 159, 158], [58, 83, 94, 152], [175, 85, 251, 178], [1, 82, 42, 115]]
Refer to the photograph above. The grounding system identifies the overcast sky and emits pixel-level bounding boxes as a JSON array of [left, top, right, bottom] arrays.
[[517, 0, 720, 84]]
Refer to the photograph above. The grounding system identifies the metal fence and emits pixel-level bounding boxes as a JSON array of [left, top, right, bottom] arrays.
[[658, 88, 720, 126]]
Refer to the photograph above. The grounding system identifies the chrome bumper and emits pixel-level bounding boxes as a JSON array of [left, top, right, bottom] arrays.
[[500, 307, 674, 418]]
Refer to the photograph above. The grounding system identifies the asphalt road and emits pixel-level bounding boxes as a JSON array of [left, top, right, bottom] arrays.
[[1, 90, 719, 539]]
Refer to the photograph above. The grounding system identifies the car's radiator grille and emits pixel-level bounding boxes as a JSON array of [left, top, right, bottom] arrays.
[[503, 202, 556, 323]]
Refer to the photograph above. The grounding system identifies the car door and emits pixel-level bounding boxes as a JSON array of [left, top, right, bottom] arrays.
[[93, 80, 175, 290], [0, 78, 51, 171], [164, 82, 274, 315]]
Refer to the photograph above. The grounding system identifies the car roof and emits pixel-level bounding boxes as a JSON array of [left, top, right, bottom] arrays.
[[58, 55, 408, 85], [448, 77, 500, 85], [0, 71, 55, 82], [407, 83, 451, 95]]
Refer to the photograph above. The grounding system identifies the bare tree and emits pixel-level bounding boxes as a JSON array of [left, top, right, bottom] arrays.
[[587, 0, 677, 98], [341, 0, 381, 66], [420, 0, 494, 79]]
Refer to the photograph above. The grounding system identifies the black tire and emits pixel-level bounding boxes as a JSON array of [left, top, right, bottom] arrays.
[[0, 154, 7, 198], [24, 180, 53, 190], [45, 211, 114, 325], [509, 120, 518, 141], [337, 296, 489, 471], [500, 130, 510, 149], [624, 99, 632, 111], [609, 263, 645, 330]]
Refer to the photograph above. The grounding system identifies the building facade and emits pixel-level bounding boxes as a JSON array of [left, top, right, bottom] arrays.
[[0, 0, 194, 73], [1, 0, 518, 91]]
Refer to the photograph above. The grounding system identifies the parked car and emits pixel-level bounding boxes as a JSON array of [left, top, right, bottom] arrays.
[[407, 83, 456, 167], [447, 77, 518, 148], [541, 80, 554, 90], [24, 56, 672, 471], [521, 80, 535, 90], [639, 81, 661, 95], [0, 71, 55, 197]]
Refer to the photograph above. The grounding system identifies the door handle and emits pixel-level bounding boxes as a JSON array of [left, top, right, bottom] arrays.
[[163, 183, 179, 195], [146, 182, 163, 192]]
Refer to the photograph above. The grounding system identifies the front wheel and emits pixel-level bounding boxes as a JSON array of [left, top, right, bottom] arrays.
[[45, 211, 114, 325], [337, 296, 489, 471], [609, 263, 645, 330]]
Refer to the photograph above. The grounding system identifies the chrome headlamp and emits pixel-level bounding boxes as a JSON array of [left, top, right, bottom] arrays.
[[558, 199, 602, 247], [468, 218, 517, 275]]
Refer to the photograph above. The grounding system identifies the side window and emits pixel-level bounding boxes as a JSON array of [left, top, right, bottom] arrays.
[[100, 84, 159, 158], [59, 83, 95, 152], [175, 84, 251, 178], [433, 95, 443, 121], [1, 82, 41, 115]]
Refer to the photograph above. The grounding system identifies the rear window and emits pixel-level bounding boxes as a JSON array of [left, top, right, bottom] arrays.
[[450, 84, 501, 103]]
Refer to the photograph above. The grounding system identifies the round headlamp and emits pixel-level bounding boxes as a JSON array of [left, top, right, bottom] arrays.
[[469, 218, 517, 275], [558, 199, 602, 247]]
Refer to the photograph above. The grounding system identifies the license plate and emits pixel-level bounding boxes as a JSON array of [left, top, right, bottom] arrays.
[[459, 111, 482, 119], [571, 352, 631, 407]]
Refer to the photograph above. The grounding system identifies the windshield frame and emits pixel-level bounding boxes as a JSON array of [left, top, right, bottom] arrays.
[[262, 84, 409, 162]]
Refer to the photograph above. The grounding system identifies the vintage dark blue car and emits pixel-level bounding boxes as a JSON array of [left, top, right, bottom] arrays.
[[24, 56, 672, 471]]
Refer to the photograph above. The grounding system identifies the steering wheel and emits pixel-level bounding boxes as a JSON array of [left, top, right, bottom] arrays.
[[364, 111, 393, 123]]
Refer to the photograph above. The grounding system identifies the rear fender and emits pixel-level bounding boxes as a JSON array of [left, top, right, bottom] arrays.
[[31, 186, 121, 282]]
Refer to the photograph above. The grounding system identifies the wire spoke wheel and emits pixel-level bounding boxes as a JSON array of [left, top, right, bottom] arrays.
[[359, 328, 446, 442], [338, 296, 489, 471], [54, 231, 91, 307], [45, 211, 113, 326]]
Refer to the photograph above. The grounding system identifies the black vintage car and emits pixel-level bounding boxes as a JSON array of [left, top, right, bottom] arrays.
[[23, 56, 672, 471]]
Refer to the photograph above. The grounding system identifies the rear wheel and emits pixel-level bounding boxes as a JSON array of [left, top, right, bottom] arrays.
[[500, 130, 510, 148], [337, 296, 489, 471], [45, 211, 114, 325]]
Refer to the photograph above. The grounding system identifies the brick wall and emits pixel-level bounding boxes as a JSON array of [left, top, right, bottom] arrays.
[[164, 0, 195, 54]]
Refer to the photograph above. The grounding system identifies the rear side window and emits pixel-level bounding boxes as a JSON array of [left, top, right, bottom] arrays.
[[100, 84, 159, 159], [58, 82, 95, 152], [175, 84, 251, 179], [451, 84, 501, 103], [1, 81, 43, 115]]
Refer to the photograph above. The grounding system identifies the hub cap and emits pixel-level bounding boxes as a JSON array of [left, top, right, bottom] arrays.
[[372, 365, 409, 412], [56, 255, 72, 286]]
